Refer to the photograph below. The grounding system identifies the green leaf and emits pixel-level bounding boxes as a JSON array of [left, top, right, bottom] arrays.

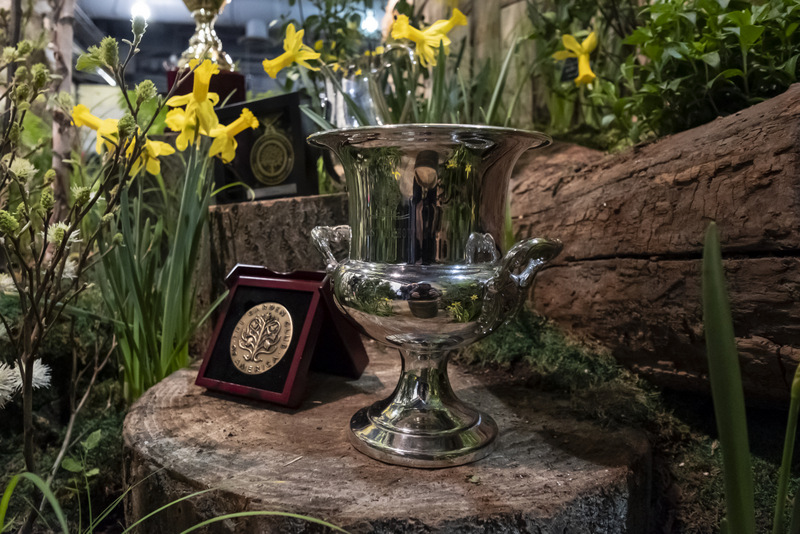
[[702, 221, 755, 534], [702, 51, 721, 68], [61, 457, 83, 473], [679, 11, 698, 26], [726, 10, 752, 27], [85, 468, 100, 478], [76, 50, 104, 72], [707, 68, 745, 87], [82, 429, 102, 452], [787, 22, 800, 38], [783, 54, 800, 81], [623, 27, 653, 45], [738, 24, 764, 52]]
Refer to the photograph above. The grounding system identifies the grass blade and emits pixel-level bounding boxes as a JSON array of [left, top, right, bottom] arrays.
[[0, 473, 68, 534], [176, 511, 349, 534], [702, 221, 755, 534], [773, 356, 800, 532]]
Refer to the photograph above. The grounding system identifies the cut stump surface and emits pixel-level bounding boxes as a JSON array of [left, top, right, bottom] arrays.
[[124, 343, 650, 533]]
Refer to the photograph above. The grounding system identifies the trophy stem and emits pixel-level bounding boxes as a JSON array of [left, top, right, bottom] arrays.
[[179, 8, 235, 71], [348, 348, 498, 468]]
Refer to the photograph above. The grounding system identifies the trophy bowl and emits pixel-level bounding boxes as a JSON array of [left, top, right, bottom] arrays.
[[180, 0, 234, 70], [310, 124, 562, 468]]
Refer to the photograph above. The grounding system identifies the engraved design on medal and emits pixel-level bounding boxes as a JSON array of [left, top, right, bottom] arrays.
[[250, 115, 294, 187], [229, 302, 293, 375]]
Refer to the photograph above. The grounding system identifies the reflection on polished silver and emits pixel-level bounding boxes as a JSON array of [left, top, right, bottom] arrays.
[[179, 0, 235, 71], [310, 124, 562, 468]]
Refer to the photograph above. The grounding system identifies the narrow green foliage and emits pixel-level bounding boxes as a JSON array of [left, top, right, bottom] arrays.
[[176, 512, 350, 533], [702, 221, 755, 534], [97, 144, 221, 403], [772, 344, 800, 532], [1, 473, 68, 534]]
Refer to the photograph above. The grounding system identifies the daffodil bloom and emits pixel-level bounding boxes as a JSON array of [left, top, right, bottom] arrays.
[[552, 32, 597, 86], [262, 24, 321, 78], [364, 46, 385, 57], [208, 108, 259, 163], [71, 104, 119, 153], [391, 9, 467, 67], [127, 137, 176, 176], [165, 59, 220, 148], [164, 108, 197, 151]]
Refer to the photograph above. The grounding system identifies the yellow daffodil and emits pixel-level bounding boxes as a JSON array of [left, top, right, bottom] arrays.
[[208, 108, 259, 163], [165, 59, 220, 148], [164, 108, 196, 151], [127, 138, 175, 176], [552, 32, 597, 86], [71, 104, 119, 153], [262, 24, 321, 78], [391, 9, 467, 67], [364, 46, 385, 57]]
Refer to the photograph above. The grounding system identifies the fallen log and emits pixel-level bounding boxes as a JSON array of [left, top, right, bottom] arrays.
[[512, 84, 800, 403]]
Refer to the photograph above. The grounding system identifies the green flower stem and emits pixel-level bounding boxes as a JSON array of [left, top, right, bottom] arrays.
[[772, 365, 800, 534], [702, 221, 755, 534]]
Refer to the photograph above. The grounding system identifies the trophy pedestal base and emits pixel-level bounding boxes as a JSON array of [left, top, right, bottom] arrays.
[[348, 398, 498, 469]]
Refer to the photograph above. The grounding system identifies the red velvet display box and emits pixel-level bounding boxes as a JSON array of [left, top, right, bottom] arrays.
[[196, 264, 367, 407]]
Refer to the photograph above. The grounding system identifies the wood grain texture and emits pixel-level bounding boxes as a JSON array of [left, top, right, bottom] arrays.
[[512, 85, 800, 403], [193, 194, 348, 352], [124, 343, 651, 533]]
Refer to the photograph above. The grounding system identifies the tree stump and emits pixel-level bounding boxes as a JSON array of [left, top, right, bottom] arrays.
[[511, 84, 800, 403], [123, 343, 651, 533], [193, 194, 348, 350]]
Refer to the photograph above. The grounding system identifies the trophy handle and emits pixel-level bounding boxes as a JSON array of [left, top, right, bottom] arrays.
[[312, 225, 352, 273], [499, 237, 563, 289], [465, 232, 501, 264]]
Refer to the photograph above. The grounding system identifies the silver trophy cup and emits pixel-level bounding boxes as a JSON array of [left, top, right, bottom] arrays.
[[311, 124, 561, 468]]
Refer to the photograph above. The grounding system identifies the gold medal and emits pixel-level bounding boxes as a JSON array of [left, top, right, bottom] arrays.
[[229, 302, 293, 375], [250, 114, 294, 187]]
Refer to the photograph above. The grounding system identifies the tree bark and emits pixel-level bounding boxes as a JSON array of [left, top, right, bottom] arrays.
[[512, 83, 800, 404], [50, 0, 76, 220]]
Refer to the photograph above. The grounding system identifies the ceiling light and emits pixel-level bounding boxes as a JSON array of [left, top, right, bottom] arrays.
[[361, 10, 379, 34], [130, 1, 151, 21]]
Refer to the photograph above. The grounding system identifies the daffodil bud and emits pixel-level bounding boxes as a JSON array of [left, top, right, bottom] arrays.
[[56, 91, 73, 110], [100, 37, 119, 68], [14, 202, 26, 222], [16, 40, 33, 57], [47, 223, 67, 245], [40, 189, 54, 212], [72, 186, 90, 207], [30, 64, 49, 90], [14, 66, 27, 82], [7, 123, 19, 144], [0, 210, 19, 235], [132, 15, 147, 38], [2, 47, 16, 63], [14, 83, 31, 104], [135, 80, 157, 105], [117, 113, 136, 139]]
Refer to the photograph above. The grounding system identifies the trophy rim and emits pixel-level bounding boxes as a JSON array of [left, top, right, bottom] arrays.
[[307, 123, 552, 151]]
